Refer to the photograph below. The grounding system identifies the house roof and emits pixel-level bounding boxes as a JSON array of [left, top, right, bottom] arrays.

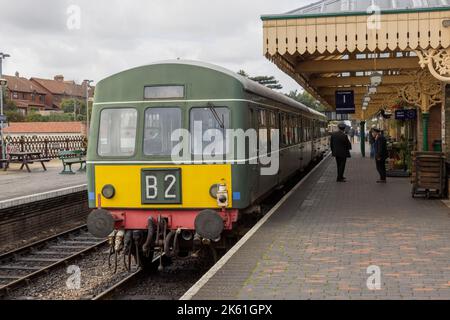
[[262, 0, 450, 19], [31, 77, 85, 97], [4, 75, 47, 95], [4, 122, 85, 134], [14, 100, 47, 110]]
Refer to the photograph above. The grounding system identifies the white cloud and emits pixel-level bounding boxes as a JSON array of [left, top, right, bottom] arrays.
[[0, 0, 312, 92]]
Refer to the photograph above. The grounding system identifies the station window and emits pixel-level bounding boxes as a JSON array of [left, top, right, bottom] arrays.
[[144, 108, 182, 156], [98, 108, 137, 157], [190, 106, 230, 155]]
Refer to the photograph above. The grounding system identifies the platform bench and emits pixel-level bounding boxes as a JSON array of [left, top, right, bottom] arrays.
[[58, 150, 86, 175]]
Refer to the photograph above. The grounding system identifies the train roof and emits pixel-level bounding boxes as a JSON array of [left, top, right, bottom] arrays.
[[113, 60, 327, 120]]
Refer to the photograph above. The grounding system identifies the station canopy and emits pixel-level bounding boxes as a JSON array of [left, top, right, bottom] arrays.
[[262, 0, 450, 120]]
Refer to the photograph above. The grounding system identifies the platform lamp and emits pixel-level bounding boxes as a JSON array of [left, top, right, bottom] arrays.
[[0, 78, 8, 163], [0, 52, 10, 164], [370, 71, 383, 87], [83, 80, 94, 137]]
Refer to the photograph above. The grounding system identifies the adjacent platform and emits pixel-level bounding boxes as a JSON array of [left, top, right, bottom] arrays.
[[183, 150, 450, 300], [0, 160, 87, 205]]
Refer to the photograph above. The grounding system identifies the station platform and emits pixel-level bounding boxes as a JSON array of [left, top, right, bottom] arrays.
[[0, 160, 86, 205], [183, 149, 450, 300]]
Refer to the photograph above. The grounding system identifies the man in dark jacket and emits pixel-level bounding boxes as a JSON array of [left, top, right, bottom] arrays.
[[368, 128, 376, 158], [330, 123, 352, 182], [373, 128, 388, 183]]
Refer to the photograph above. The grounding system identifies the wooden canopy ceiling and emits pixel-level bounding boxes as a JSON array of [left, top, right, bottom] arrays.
[[262, 7, 450, 120]]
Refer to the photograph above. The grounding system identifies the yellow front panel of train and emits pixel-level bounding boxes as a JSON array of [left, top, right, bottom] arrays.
[[94, 165, 232, 209]]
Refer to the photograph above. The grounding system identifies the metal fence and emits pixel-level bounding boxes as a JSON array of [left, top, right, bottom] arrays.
[[3, 135, 87, 159]]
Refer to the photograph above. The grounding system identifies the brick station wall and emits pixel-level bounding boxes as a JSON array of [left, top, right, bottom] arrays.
[[0, 191, 90, 244]]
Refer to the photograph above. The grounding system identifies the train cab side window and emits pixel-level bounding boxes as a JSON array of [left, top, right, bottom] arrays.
[[190, 107, 230, 155], [98, 108, 138, 157], [144, 108, 182, 156]]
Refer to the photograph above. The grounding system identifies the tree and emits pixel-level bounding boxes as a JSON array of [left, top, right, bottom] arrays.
[[249, 76, 283, 90], [237, 70, 249, 77], [25, 112, 75, 123], [2, 90, 18, 112], [4, 110, 25, 122], [61, 98, 86, 119], [237, 70, 283, 90], [287, 90, 326, 112]]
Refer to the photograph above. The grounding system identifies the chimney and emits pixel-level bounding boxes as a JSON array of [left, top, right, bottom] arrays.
[[15, 71, 19, 77], [54, 75, 64, 82]]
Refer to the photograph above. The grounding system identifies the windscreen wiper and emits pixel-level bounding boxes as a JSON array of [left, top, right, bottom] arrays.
[[207, 103, 225, 129]]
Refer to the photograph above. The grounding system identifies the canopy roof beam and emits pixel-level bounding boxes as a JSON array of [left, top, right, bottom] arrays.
[[296, 57, 420, 74]]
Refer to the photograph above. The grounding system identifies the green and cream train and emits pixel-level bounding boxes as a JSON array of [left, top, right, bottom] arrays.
[[87, 61, 329, 267]]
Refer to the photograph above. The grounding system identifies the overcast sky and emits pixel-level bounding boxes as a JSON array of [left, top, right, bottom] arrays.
[[0, 0, 313, 93]]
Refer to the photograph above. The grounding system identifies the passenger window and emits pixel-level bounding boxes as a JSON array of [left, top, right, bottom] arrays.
[[294, 116, 300, 144], [144, 108, 182, 156], [98, 108, 137, 157], [258, 109, 268, 154], [281, 114, 289, 146], [268, 111, 278, 153]]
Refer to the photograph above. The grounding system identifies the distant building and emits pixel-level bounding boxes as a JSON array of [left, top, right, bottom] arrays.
[[3, 122, 86, 137], [3, 73, 48, 115], [4, 72, 94, 114], [30, 75, 91, 110]]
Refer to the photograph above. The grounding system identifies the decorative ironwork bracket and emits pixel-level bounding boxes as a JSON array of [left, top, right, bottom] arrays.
[[416, 49, 450, 83], [397, 69, 442, 113]]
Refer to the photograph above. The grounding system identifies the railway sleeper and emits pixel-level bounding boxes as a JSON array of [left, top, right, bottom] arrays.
[[0, 265, 42, 271]]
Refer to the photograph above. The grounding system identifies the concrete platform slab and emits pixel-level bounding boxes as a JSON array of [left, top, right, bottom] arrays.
[[0, 160, 86, 203], [184, 150, 450, 300]]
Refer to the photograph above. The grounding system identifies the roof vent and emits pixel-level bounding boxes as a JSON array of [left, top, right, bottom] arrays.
[[54, 75, 64, 82]]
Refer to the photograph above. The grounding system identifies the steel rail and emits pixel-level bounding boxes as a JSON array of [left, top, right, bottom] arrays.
[[91, 268, 143, 300], [0, 225, 107, 298]]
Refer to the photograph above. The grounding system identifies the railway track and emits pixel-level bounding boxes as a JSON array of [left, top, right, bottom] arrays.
[[92, 268, 143, 300], [0, 225, 106, 298]]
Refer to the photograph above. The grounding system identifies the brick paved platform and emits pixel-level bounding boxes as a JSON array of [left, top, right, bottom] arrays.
[[185, 151, 450, 300], [0, 160, 86, 202]]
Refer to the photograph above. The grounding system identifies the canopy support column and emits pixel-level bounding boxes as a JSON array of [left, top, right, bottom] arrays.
[[422, 112, 430, 151]]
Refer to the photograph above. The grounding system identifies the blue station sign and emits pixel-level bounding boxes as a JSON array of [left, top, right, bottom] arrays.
[[335, 90, 355, 114], [395, 109, 417, 120]]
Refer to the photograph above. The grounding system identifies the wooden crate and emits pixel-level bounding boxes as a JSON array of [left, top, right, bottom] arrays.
[[411, 152, 446, 199]]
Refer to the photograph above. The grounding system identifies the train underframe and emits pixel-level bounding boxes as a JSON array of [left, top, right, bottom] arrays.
[[88, 208, 240, 272]]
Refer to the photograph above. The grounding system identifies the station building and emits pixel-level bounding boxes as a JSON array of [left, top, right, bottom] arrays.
[[262, 0, 450, 158]]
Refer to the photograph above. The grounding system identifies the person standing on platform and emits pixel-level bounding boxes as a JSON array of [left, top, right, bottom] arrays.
[[369, 128, 376, 158], [330, 123, 352, 183], [373, 128, 388, 183], [349, 127, 356, 144]]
